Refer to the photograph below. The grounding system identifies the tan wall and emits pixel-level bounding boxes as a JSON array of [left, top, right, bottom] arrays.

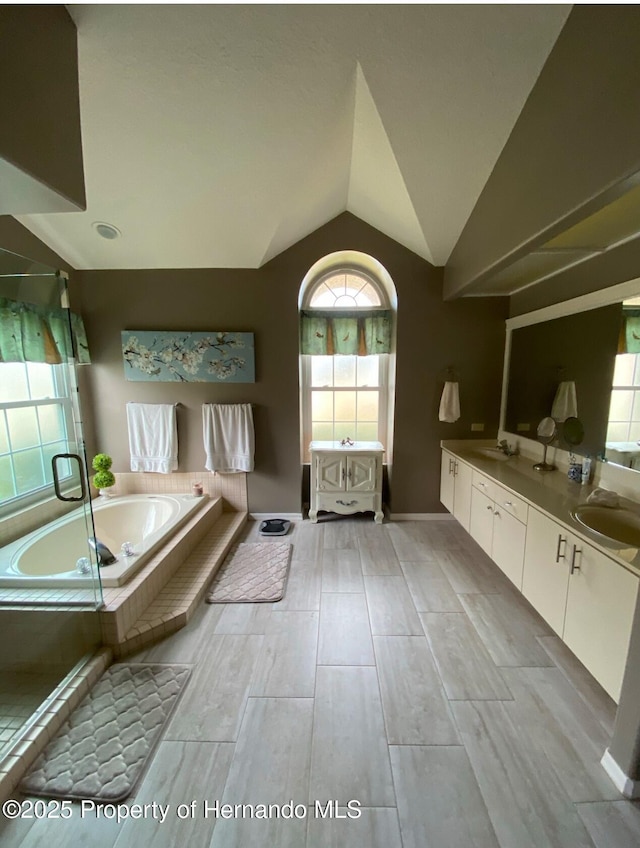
[[78, 213, 508, 514], [0, 6, 85, 209], [445, 5, 640, 297]]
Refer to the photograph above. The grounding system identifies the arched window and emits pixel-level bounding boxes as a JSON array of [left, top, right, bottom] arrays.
[[299, 255, 396, 461]]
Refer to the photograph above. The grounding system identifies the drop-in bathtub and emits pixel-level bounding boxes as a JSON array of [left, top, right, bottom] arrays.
[[0, 494, 207, 589]]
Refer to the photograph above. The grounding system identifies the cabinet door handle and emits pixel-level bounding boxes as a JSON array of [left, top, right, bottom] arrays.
[[453, 461, 458, 477], [478, 481, 486, 488], [336, 499, 358, 506], [449, 458, 454, 475], [341, 467, 346, 481], [555, 534, 567, 562], [347, 468, 352, 480], [504, 501, 513, 507], [570, 545, 582, 574]]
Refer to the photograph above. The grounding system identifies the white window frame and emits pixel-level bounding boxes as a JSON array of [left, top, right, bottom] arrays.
[[0, 363, 77, 517], [607, 352, 640, 443], [300, 267, 391, 462]]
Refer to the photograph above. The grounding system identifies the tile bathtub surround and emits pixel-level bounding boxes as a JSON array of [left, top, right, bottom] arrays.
[[110, 470, 248, 512], [2, 518, 640, 846], [99, 497, 224, 644]]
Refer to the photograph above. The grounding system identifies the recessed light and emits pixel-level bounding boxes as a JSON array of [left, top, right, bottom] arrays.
[[93, 222, 121, 240]]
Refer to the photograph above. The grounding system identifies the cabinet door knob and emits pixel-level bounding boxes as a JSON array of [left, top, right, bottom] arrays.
[[570, 545, 582, 574], [555, 534, 567, 562], [494, 510, 500, 517], [504, 501, 513, 507], [486, 505, 493, 511]]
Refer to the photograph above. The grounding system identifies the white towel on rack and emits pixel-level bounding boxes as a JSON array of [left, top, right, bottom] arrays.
[[126, 402, 178, 473], [203, 403, 254, 472], [551, 381, 578, 422], [439, 381, 460, 423]]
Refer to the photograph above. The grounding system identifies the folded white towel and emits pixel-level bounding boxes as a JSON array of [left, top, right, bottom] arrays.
[[439, 381, 460, 423], [203, 403, 254, 473], [126, 402, 178, 473], [586, 487, 620, 508], [551, 381, 578, 422]]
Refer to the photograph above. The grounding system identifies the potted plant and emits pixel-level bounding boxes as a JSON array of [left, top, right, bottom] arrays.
[[92, 453, 116, 497]]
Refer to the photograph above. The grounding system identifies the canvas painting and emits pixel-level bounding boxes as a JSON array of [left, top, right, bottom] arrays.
[[122, 331, 255, 382]]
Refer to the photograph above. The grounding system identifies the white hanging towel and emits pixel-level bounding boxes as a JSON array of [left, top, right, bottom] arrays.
[[551, 381, 578, 422], [203, 403, 255, 472], [438, 381, 460, 423], [126, 402, 178, 473]]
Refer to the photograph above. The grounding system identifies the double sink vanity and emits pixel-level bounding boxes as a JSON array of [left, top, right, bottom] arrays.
[[441, 440, 640, 703]]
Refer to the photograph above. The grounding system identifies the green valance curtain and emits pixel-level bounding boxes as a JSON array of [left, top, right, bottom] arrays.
[[0, 298, 91, 364], [300, 310, 391, 355], [619, 310, 640, 354]]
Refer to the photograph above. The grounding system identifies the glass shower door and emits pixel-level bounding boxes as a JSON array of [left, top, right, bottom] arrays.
[[0, 250, 102, 608]]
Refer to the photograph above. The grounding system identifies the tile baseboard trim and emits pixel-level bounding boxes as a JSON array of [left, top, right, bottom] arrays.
[[249, 512, 303, 520], [389, 513, 456, 521], [601, 748, 640, 798]]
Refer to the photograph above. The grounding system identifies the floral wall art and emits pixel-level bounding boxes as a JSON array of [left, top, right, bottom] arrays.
[[121, 330, 255, 382]]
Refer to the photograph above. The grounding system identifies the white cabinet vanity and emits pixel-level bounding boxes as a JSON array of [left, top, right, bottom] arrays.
[[441, 445, 640, 702], [309, 441, 384, 523], [440, 449, 473, 531]]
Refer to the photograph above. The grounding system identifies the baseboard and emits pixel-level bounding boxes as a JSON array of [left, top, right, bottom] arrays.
[[249, 512, 303, 521], [601, 748, 640, 798], [389, 513, 456, 521]]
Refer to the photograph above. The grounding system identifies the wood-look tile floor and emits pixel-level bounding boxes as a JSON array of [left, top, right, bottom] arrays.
[[3, 516, 640, 848]]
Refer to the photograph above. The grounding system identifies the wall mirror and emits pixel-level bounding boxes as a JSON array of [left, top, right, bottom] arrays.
[[500, 277, 640, 473]]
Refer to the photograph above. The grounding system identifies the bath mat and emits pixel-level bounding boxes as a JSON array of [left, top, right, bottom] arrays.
[[205, 541, 292, 603], [20, 663, 191, 802]]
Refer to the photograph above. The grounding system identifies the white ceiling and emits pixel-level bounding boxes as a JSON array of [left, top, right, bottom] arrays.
[[17, 4, 570, 271]]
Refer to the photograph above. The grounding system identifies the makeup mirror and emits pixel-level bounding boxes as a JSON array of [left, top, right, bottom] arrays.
[[563, 416, 585, 448], [533, 416, 557, 472]]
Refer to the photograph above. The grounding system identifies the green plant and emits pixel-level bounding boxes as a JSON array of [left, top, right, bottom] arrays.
[[92, 453, 115, 490], [92, 453, 113, 472]]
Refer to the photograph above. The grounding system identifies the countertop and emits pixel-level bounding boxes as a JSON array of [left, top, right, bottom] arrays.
[[442, 440, 640, 577]]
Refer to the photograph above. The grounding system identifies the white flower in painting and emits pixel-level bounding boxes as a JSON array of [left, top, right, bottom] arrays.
[[208, 359, 234, 379], [174, 348, 203, 375]]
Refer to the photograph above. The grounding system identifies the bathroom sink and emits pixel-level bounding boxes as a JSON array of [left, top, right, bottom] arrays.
[[471, 447, 512, 462], [572, 505, 640, 548]]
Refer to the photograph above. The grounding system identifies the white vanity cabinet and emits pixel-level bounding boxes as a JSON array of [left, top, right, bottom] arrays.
[[440, 450, 472, 531], [522, 505, 639, 701], [469, 470, 528, 589], [563, 541, 638, 702], [309, 441, 384, 523], [522, 507, 572, 635]]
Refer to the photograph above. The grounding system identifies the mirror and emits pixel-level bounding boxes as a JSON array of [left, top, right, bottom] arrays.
[[503, 292, 640, 471], [533, 416, 557, 471]]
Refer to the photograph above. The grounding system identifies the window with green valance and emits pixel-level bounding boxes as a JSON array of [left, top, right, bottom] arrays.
[[0, 298, 91, 364], [300, 310, 391, 356]]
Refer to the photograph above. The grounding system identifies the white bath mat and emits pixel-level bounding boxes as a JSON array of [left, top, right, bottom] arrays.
[[205, 541, 292, 603], [20, 663, 191, 802]]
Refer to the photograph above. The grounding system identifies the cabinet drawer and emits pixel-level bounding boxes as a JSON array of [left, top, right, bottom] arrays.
[[472, 470, 498, 501], [493, 484, 528, 525], [316, 492, 377, 515]]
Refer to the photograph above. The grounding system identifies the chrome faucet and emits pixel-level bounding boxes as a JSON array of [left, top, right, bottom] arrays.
[[497, 439, 519, 457], [88, 537, 117, 566]]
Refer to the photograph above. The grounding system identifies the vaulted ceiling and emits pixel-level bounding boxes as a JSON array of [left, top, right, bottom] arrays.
[[17, 4, 570, 271]]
